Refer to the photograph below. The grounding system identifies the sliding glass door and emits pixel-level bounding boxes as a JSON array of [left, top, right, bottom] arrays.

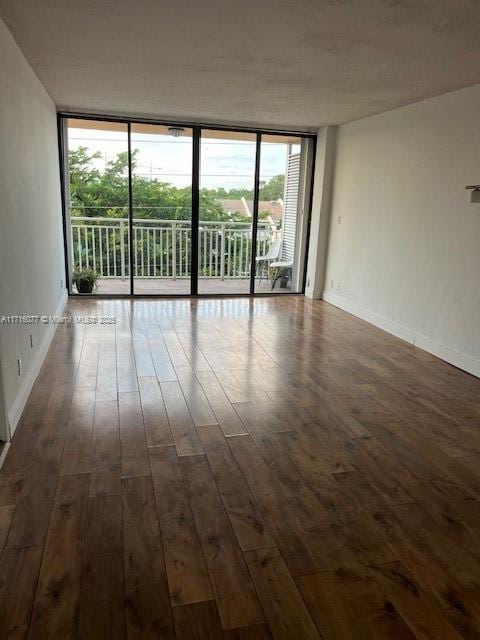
[[198, 130, 257, 294], [130, 124, 193, 295], [62, 116, 314, 297], [255, 135, 312, 294], [66, 119, 130, 294]]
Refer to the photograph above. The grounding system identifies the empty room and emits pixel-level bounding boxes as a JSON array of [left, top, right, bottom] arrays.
[[1, 1, 480, 638]]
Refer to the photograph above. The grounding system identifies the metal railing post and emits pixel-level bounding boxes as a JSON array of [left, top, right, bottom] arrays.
[[220, 224, 226, 280], [171, 221, 177, 280], [120, 219, 126, 280]]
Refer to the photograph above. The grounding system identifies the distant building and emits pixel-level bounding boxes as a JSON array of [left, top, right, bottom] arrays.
[[218, 199, 251, 217], [218, 197, 284, 225]]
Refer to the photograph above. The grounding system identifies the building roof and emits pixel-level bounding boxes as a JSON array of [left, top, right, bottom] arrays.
[[219, 197, 284, 221], [259, 200, 284, 221], [218, 199, 250, 216]]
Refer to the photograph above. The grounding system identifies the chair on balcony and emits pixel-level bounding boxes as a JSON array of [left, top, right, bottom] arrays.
[[255, 239, 282, 282]]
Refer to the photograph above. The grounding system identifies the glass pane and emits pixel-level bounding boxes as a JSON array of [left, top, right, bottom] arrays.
[[67, 119, 130, 294], [131, 124, 193, 295], [198, 130, 256, 294], [255, 135, 308, 294]]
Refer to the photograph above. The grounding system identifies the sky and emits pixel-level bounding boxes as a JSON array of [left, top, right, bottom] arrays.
[[68, 127, 299, 191]]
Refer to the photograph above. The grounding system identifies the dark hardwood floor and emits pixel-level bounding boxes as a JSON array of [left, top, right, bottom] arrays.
[[1, 295, 480, 639]]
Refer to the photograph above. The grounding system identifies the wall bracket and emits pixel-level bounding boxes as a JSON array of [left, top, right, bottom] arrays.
[[465, 185, 480, 203]]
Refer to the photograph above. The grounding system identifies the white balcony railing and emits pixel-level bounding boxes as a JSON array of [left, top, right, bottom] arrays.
[[71, 216, 278, 280]]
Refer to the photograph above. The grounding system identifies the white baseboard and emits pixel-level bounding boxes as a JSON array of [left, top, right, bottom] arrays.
[[6, 290, 68, 438], [322, 289, 480, 379]]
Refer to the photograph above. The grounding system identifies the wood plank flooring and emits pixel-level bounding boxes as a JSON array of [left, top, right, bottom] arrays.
[[1, 296, 480, 638]]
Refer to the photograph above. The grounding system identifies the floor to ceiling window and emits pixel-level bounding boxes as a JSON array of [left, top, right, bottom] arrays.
[[198, 130, 257, 295], [256, 135, 312, 294], [60, 116, 315, 297], [66, 119, 130, 295], [130, 124, 193, 295]]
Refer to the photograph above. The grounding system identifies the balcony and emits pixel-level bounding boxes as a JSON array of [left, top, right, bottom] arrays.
[[71, 216, 282, 294]]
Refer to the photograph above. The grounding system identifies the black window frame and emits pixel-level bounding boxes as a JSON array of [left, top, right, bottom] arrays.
[[58, 111, 316, 298]]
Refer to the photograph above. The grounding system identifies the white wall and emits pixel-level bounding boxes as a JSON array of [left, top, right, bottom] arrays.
[[323, 84, 480, 377], [0, 18, 67, 439]]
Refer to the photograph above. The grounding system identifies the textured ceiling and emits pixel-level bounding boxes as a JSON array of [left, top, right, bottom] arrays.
[[1, 0, 480, 129]]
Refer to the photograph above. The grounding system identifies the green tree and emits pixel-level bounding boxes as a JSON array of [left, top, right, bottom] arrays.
[[69, 147, 229, 221], [259, 174, 284, 201], [68, 147, 103, 216]]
